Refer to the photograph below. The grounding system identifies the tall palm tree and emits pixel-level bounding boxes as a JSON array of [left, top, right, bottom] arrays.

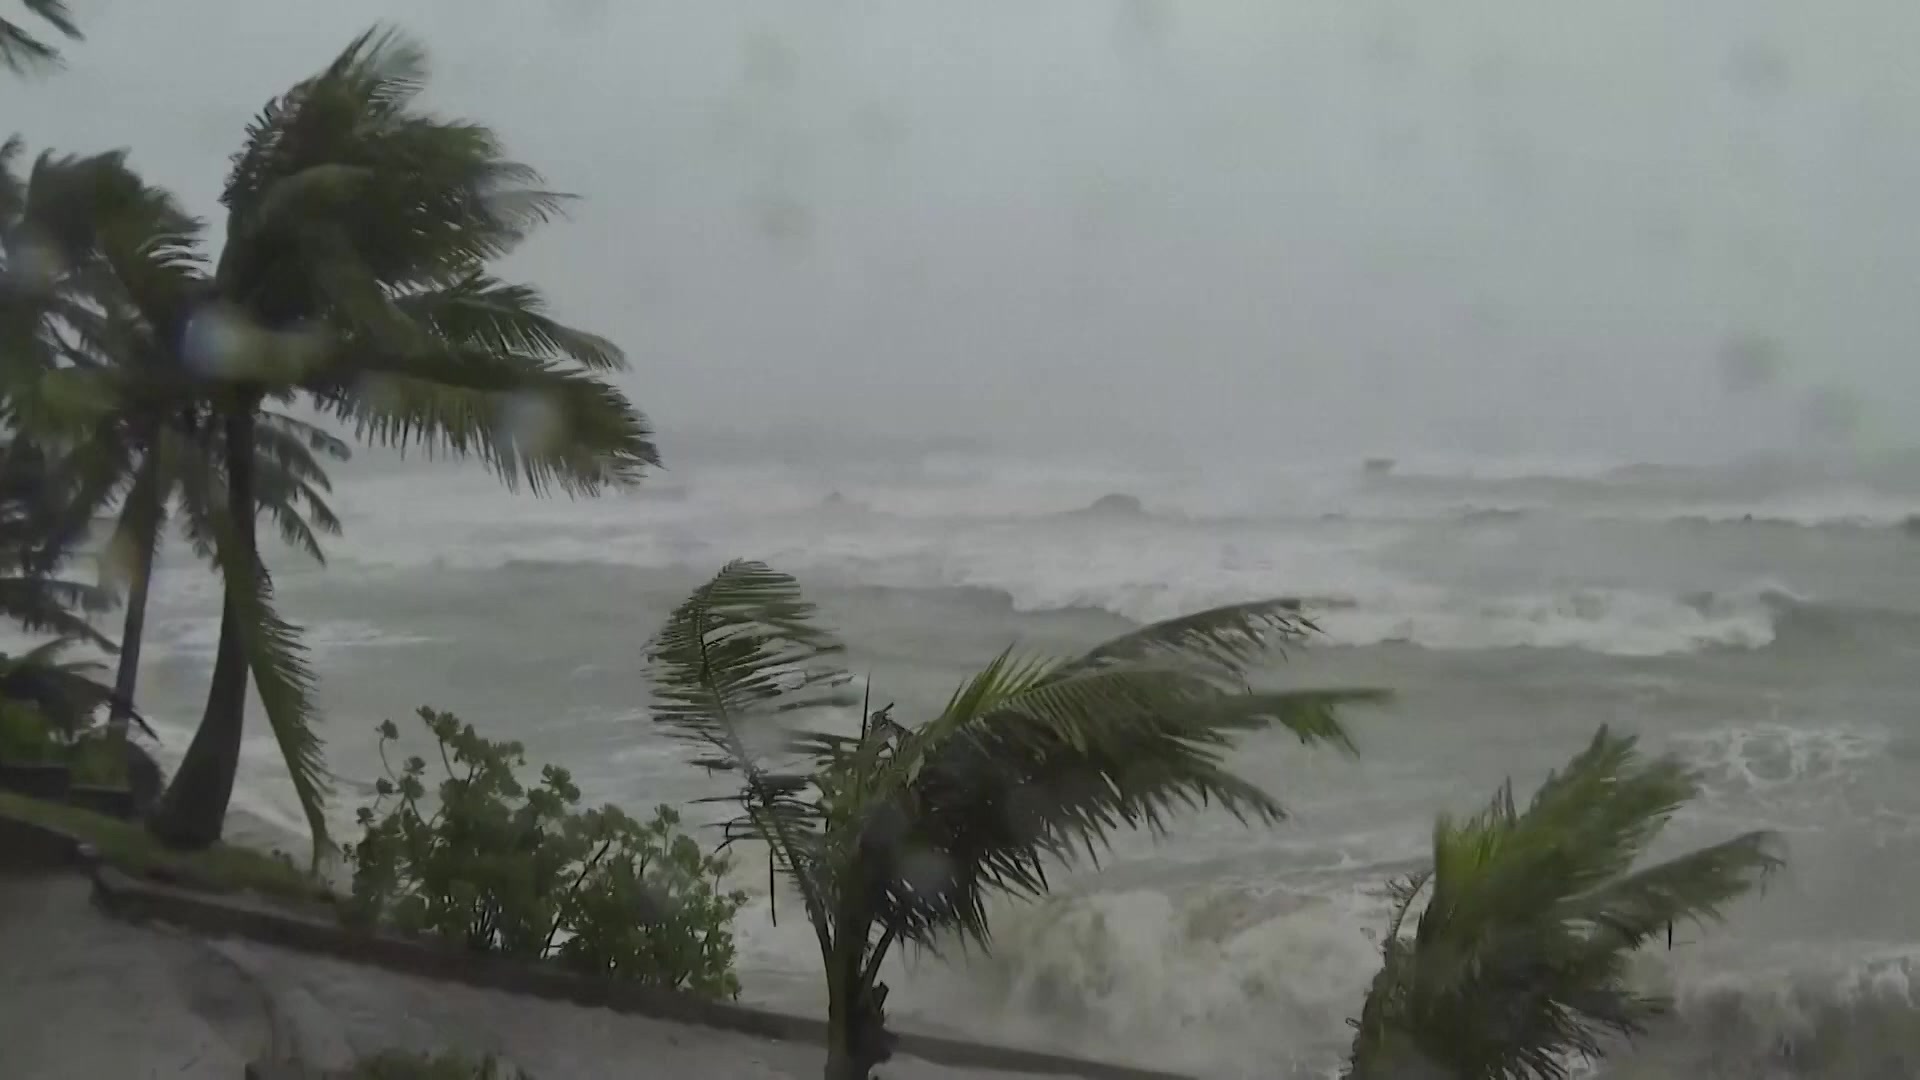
[[648, 560, 1387, 1080], [145, 26, 655, 855], [0, 0, 78, 74], [1343, 728, 1783, 1080], [0, 141, 348, 746]]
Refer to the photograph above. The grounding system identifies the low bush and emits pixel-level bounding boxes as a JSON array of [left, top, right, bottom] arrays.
[[344, 706, 747, 998]]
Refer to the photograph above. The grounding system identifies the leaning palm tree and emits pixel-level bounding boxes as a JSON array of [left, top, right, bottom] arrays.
[[648, 560, 1386, 1080], [143, 25, 656, 855], [0, 0, 79, 74], [1343, 728, 1784, 1080]]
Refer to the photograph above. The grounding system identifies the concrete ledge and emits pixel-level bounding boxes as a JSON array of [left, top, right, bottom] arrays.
[[92, 867, 1187, 1080], [0, 813, 90, 873]]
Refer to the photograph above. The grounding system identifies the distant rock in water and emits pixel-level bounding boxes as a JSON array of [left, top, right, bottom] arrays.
[[1075, 493, 1148, 518], [1362, 457, 1396, 476], [1901, 515, 1920, 538]]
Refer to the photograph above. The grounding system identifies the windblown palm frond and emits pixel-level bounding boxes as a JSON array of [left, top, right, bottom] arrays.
[[316, 340, 657, 495], [1344, 727, 1784, 1080], [649, 559, 858, 942], [859, 601, 1385, 951], [0, 0, 80, 73], [0, 636, 124, 735]]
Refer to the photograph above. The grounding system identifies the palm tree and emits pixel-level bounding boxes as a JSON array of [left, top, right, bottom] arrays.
[[0, 439, 112, 647], [0, 440, 123, 742], [0, 637, 127, 740], [1343, 728, 1783, 1080], [0, 140, 348, 746], [0, 0, 78, 74], [647, 560, 1386, 1080], [144, 25, 656, 855]]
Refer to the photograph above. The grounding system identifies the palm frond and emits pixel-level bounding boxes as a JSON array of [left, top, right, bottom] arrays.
[[0, 634, 117, 736], [648, 559, 855, 768], [850, 604, 1382, 953], [396, 272, 625, 371], [319, 349, 657, 494], [216, 529, 331, 861], [647, 560, 857, 941], [1344, 727, 1783, 1080], [1051, 597, 1318, 683], [0, 0, 80, 74]]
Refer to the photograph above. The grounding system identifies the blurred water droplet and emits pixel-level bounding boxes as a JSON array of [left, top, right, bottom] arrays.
[[1716, 333, 1785, 395], [183, 306, 255, 377], [851, 104, 908, 155], [101, 528, 141, 590], [751, 192, 814, 251], [496, 390, 566, 458], [741, 29, 797, 91], [899, 847, 954, 898], [4, 235, 64, 291], [1801, 386, 1862, 443], [1725, 39, 1792, 100]]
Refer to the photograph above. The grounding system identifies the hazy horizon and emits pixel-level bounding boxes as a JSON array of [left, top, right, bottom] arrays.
[[15, 0, 1920, 467]]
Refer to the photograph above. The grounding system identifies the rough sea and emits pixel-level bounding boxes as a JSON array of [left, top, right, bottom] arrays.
[[75, 447, 1920, 1078]]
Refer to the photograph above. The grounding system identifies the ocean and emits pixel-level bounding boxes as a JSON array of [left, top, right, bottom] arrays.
[[73, 448, 1920, 1078]]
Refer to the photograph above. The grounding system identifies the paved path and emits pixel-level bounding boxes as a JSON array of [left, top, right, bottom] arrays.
[[0, 873, 269, 1078], [0, 870, 1072, 1080]]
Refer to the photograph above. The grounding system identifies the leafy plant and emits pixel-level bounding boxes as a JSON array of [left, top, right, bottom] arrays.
[[1343, 727, 1784, 1080], [344, 707, 745, 997], [647, 559, 1387, 1080]]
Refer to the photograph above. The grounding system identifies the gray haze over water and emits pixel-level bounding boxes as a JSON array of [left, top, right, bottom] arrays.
[[14, 2, 1920, 1076], [18, 0, 1920, 464]]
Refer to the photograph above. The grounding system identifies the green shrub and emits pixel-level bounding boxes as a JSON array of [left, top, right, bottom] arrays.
[[347, 1049, 532, 1079], [343, 707, 747, 998], [0, 703, 58, 762]]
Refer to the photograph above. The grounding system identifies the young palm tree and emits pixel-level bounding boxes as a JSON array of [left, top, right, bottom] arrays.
[[0, 441, 123, 739], [648, 560, 1386, 1080], [144, 25, 656, 855], [0, 439, 112, 647], [0, 0, 78, 74], [0, 637, 128, 738], [1343, 728, 1784, 1080]]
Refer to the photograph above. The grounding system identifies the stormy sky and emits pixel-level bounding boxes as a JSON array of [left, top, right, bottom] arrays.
[[13, 0, 1920, 466]]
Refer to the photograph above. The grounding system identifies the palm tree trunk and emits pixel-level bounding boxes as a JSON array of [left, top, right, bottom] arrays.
[[822, 920, 894, 1080], [106, 452, 161, 739], [148, 406, 257, 850]]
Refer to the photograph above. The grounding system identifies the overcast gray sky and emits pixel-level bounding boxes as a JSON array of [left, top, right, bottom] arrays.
[[14, 0, 1920, 466]]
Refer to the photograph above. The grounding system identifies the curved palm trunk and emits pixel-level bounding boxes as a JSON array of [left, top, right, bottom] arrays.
[[149, 406, 256, 849], [106, 448, 161, 739]]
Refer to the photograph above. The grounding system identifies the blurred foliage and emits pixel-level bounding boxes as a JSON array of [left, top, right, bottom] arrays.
[[1345, 727, 1783, 1080]]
